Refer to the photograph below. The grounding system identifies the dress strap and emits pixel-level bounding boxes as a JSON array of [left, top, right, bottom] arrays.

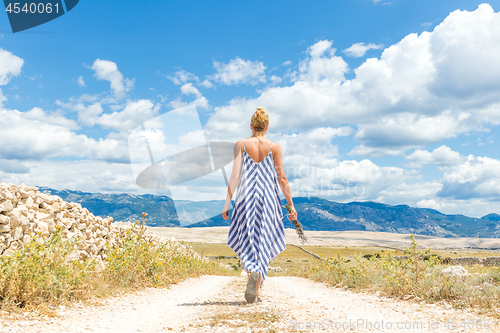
[[243, 140, 245, 151], [270, 142, 273, 152]]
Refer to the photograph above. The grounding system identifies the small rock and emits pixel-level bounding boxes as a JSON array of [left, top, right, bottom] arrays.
[[440, 265, 471, 277], [0, 199, 14, 213], [0, 214, 10, 225], [10, 227, 23, 241], [0, 224, 10, 233]]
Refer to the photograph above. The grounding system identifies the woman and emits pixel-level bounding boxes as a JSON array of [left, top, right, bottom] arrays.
[[222, 107, 297, 303]]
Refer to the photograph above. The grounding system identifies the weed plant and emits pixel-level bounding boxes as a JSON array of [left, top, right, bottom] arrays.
[[0, 214, 229, 311], [290, 234, 500, 314]]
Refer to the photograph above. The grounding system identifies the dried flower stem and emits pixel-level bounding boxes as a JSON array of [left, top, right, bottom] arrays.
[[284, 204, 308, 244]]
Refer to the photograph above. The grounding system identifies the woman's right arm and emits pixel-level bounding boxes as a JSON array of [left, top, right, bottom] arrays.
[[222, 141, 243, 220], [273, 143, 297, 221]]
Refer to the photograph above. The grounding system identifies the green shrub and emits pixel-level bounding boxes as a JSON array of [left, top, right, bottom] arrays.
[[289, 234, 500, 314], [0, 216, 229, 310]]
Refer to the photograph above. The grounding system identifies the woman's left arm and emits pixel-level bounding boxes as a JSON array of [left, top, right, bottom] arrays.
[[222, 142, 243, 220]]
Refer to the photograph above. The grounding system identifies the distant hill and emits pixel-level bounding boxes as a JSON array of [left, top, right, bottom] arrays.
[[39, 187, 500, 238], [39, 187, 180, 227]]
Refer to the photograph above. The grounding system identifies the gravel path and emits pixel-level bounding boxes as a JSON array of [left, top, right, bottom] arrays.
[[1, 275, 498, 332]]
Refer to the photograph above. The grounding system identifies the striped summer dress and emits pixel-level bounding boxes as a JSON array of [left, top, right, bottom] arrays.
[[227, 140, 286, 287]]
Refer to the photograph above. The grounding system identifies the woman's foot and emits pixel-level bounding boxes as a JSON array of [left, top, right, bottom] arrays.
[[245, 272, 259, 303], [255, 296, 262, 303]]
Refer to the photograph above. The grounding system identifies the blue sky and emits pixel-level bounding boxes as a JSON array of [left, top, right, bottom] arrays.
[[1, 0, 500, 217]]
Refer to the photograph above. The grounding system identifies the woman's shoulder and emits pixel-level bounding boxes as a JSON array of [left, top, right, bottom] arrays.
[[234, 140, 245, 151], [270, 141, 282, 150]]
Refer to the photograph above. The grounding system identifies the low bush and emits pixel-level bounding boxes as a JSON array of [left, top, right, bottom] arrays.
[[0, 215, 230, 310], [290, 234, 500, 314]]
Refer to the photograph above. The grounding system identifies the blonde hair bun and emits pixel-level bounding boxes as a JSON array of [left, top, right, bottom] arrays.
[[251, 107, 269, 131]]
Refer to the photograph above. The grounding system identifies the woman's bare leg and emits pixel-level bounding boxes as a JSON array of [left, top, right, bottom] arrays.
[[256, 272, 262, 297]]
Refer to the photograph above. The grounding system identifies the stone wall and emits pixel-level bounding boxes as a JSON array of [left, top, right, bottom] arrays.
[[392, 255, 500, 266], [0, 183, 202, 263]]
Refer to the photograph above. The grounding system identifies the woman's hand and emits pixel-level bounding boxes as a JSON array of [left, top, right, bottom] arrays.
[[287, 205, 297, 221], [222, 202, 230, 220]]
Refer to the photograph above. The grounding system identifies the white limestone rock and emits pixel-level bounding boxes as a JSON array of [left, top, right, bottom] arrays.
[[8, 209, 29, 228], [11, 227, 23, 241], [0, 214, 9, 225], [22, 196, 35, 209], [0, 224, 10, 233], [35, 221, 49, 237], [0, 199, 13, 213], [2, 190, 15, 202], [440, 265, 471, 277], [18, 188, 29, 199]]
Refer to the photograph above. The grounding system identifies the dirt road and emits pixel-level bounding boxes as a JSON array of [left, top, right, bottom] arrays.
[[0, 274, 498, 332]]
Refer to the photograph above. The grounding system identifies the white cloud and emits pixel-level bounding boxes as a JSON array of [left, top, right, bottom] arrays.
[[404, 145, 464, 168], [0, 48, 23, 86], [298, 40, 348, 83], [168, 70, 199, 85], [73, 102, 103, 127], [281, 60, 292, 66], [0, 158, 29, 174], [348, 145, 406, 158], [91, 59, 134, 98], [343, 42, 384, 58], [417, 199, 441, 210], [201, 80, 214, 88], [401, 152, 500, 216], [428, 4, 500, 99], [97, 99, 161, 131], [372, 0, 393, 5], [350, 111, 477, 156], [180, 82, 201, 96], [280, 127, 352, 169], [417, 198, 500, 218], [270, 75, 282, 85], [0, 160, 140, 194], [57, 95, 160, 131], [212, 57, 266, 85], [91, 132, 130, 163], [77, 76, 85, 87], [0, 48, 23, 107], [0, 109, 96, 160], [22, 107, 80, 130], [438, 155, 500, 200], [287, 157, 421, 202], [169, 83, 209, 110], [264, 127, 420, 202], [0, 90, 6, 107], [177, 130, 206, 148]]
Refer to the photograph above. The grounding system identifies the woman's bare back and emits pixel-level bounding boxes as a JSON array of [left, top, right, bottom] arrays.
[[239, 137, 274, 163]]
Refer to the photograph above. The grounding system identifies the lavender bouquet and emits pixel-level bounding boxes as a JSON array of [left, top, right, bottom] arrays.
[[284, 204, 307, 244]]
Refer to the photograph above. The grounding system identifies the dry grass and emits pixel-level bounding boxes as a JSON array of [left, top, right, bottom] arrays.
[[287, 235, 500, 317], [0, 221, 231, 312], [187, 242, 238, 257], [189, 238, 500, 317]]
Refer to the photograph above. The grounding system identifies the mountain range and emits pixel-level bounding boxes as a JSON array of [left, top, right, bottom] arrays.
[[39, 187, 500, 238]]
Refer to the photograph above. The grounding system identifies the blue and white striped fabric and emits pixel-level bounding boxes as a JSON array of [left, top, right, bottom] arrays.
[[227, 140, 286, 287]]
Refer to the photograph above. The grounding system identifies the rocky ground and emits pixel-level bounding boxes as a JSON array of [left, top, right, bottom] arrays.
[[1, 274, 498, 333]]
